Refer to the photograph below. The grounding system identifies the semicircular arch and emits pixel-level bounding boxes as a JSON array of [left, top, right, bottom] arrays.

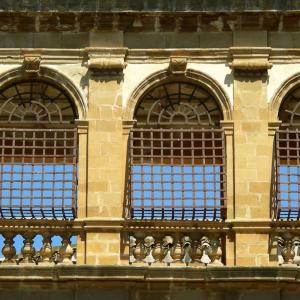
[[0, 66, 87, 122], [270, 72, 300, 122], [123, 68, 232, 123]]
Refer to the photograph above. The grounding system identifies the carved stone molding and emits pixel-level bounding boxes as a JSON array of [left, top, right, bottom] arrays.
[[169, 56, 187, 74], [122, 120, 136, 135], [220, 120, 234, 137], [22, 51, 42, 73], [268, 121, 282, 137], [86, 47, 127, 71], [229, 47, 272, 77]]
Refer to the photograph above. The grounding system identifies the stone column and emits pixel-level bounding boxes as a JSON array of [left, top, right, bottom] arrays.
[[230, 47, 273, 266]]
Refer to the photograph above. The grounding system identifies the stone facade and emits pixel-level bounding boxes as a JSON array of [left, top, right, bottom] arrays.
[[0, 0, 300, 299]]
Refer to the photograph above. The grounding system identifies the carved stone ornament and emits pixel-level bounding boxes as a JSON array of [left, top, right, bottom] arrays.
[[169, 56, 187, 74], [86, 47, 127, 71], [22, 53, 41, 73], [229, 47, 272, 77]]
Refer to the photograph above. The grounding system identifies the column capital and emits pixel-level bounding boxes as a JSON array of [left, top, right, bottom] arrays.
[[220, 120, 234, 136], [122, 120, 136, 135], [85, 47, 127, 71], [229, 47, 272, 77], [268, 121, 282, 136]]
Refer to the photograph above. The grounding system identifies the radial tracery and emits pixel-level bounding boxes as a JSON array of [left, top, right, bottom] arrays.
[[0, 80, 77, 124], [134, 81, 223, 127]]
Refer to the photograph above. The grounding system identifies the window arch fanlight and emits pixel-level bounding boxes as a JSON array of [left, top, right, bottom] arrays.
[[128, 80, 226, 221], [0, 79, 78, 220], [275, 85, 300, 220], [0, 80, 78, 124], [134, 81, 223, 127]]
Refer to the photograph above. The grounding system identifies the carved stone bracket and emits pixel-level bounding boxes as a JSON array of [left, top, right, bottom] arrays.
[[169, 56, 187, 74], [129, 234, 223, 266], [22, 50, 42, 73], [220, 120, 234, 137], [268, 121, 282, 137], [122, 120, 136, 136], [229, 47, 272, 77], [86, 47, 127, 72], [75, 119, 89, 135]]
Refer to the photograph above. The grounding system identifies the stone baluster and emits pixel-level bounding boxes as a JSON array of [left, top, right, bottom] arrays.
[[129, 236, 137, 264], [209, 237, 223, 266], [181, 236, 192, 266], [134, 240, 142, 262], [277, 236, 285, 265], [2, 233, 16, 263], [21, 233, 36, 263], [200, 236, 212, 266], [59, 234, 73, 264], [71, 247, 77, 264], [39, 233, 53, 263], [293, 236, 300, 265], [162, 235, 174, 266], [143, 236, 155, 265], [278, 236, 295, 265]]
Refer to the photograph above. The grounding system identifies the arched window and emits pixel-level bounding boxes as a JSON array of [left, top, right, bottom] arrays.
[[129, 81, 226, 220], [276, 86, 300, 220], [0, 80, 78, 219]]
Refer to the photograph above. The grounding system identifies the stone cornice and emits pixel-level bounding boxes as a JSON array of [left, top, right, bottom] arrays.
[[1, 1, 300, 13], [0, 11, 300, 33], [2, 218, 300, 234], [0, 265, 299, 284], [0, 48, 300, 66], [126, 49, 229, 63]]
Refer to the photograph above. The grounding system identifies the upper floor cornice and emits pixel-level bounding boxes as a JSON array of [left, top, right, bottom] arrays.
[[1, 0, 300, 13]]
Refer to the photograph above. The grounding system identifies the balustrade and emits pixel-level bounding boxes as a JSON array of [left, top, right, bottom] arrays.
[[0, 231, 76, 265], [129, 233, 224, 266]]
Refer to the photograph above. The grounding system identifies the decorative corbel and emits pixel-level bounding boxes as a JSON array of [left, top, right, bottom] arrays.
[[122, 120, 136, 136], [220, 120, 234, 137], [86, 47, 127, 72], [268, 121, 282, 137], [169, 56, 187, 74], [229, 47, 272, 77], [22, 50, 42, 73]]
